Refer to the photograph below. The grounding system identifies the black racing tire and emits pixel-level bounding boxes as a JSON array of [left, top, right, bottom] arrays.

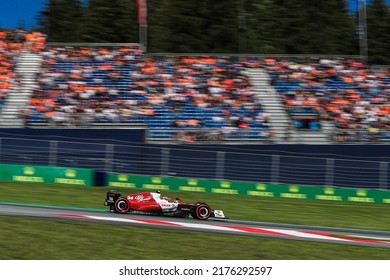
[[114, 198, 130, 214], [191, 204, 211, 220]]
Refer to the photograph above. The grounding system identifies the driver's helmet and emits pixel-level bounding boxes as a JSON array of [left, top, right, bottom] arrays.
[[155, 191, 169, 201], [155, 191, 162, 200]]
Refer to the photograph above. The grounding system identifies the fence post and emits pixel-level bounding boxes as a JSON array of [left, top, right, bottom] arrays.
[[325, 158, 334, 187], [160, 148, 170, 176], [379, 161, 388, 190], [105, 144, 114, 172], [271, 155, 280, 184], [49, 140, 58, 166], [216, 151, 225, 179]]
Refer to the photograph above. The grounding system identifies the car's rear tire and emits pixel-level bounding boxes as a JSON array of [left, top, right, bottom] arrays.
[[192, 204, 211, 220], [114, 198, 129, 214]]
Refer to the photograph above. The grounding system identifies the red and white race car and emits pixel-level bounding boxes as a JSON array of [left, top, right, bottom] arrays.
[[104, 190, 226, 220]]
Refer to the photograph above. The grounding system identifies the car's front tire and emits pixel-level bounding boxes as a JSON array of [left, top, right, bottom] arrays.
[[192, 204, 211, 220], [114, 198, 129, 214]]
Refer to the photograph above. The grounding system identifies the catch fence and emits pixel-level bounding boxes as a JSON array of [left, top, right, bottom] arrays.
[[0, 137, 388, 190]]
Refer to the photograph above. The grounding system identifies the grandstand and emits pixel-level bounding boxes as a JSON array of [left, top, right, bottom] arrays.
[[264, 58, 390, 142], [0, 30, 24, 113], [0, 31, 389, 144]]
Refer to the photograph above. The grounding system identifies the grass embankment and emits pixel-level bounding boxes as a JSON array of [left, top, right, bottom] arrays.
[[1, 181, 390, 259]]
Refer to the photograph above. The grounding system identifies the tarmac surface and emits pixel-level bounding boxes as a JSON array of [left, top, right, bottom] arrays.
[[1, 203, 390, 248]]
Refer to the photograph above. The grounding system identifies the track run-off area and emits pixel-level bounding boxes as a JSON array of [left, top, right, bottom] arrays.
[[1, 203, 390, 249]]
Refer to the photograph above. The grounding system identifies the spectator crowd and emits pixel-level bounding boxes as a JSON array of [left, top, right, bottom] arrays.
[[0, 30, 24, 108], [263, 58, 390, 142], [2, 29, 390, 143], [25, 47, 269, 141], [0, 29, 45, 109]]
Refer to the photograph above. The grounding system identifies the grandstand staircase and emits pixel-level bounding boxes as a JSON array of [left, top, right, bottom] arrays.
[[0, 52, 42, 127], [247, 68, 331, 144]]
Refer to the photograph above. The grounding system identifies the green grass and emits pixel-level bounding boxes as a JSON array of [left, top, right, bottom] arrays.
[[1, 181, 390, 259]]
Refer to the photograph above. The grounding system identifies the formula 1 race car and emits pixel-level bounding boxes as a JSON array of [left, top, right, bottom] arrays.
[[104, 190, 226, 220]]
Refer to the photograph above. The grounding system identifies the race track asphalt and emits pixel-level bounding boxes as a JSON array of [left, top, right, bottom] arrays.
[[1, 203, 390, 248]]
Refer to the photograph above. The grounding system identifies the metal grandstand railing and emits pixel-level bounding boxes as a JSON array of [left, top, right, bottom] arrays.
[[0, 136, 389, 190], [331, 129, 390, 142]]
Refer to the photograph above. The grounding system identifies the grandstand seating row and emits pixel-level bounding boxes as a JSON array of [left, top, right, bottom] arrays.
[[26, 47, 268, 141], [262, 58, 390, 141], [1, 30, 389, 142]]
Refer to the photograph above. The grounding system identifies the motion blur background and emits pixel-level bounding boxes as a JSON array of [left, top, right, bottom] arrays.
[[0, 0, 390, 190], [1, 0, 390, 261]]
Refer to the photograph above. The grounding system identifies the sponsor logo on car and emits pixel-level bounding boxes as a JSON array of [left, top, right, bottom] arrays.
[[128, 195, 151, 202], [160, 203, 175, 207]]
